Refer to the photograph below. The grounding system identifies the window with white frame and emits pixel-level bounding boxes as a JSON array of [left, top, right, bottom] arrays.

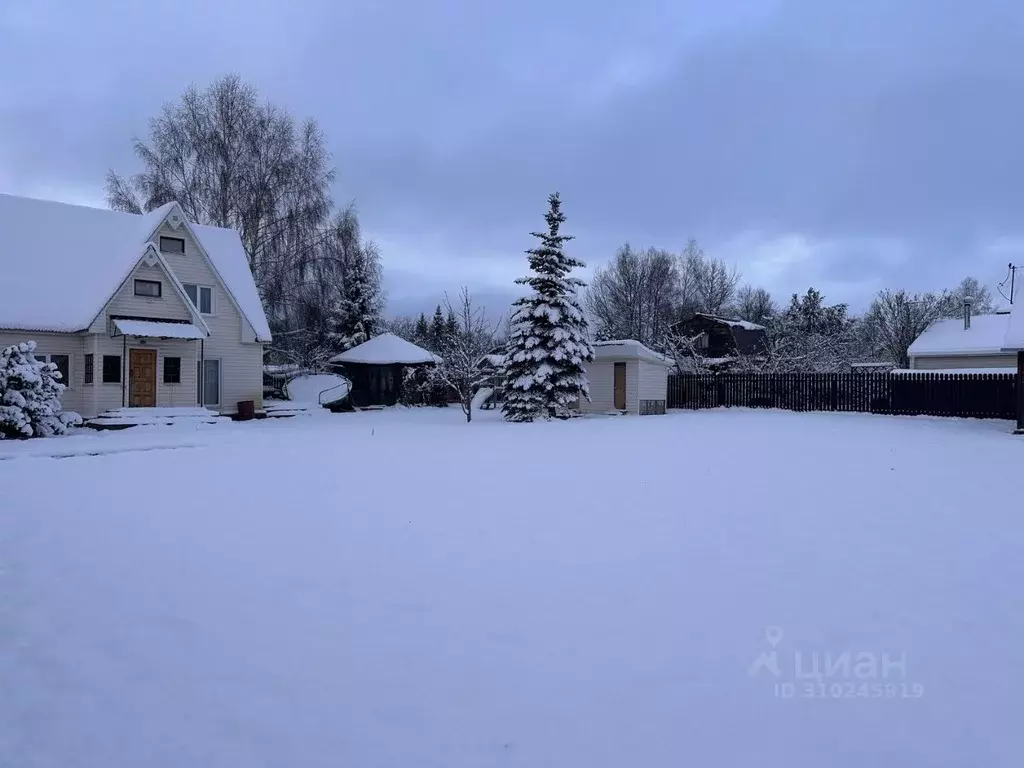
[[197, 359, 220, 407], [183, 283, 214, 315]]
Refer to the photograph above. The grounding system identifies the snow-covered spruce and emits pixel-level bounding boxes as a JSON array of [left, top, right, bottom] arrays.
[[502, 193, 594, 422], [0, 341, 82, 439]]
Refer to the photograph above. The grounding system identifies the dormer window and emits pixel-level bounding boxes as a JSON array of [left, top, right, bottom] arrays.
[[134, 279, 162, 298], [159, 236, 185, 254]]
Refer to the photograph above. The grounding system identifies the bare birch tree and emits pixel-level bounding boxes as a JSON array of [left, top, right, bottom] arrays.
[[105, 73, 335, 326]]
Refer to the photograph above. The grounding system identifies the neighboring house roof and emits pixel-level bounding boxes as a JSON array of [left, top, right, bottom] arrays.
[[329, 333, 438, 365], [0, 193, 272, 341], [592, 339, 672, 365], [908, 313, 1011, 357], [1005, 300, 1024, 351], [477, 353, 505, 369], [694, 313, 766, 331]]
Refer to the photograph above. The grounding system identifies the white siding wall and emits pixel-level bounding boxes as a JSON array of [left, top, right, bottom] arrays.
[[152, 222, 264, 413], [911, 354, 1017, 370], [0, 330, 87, 415], [638, 360, 668, 410], [87, 335, 200, 416], [626, 360, 639, 414], [582, 359, 640, 413], [87, 261, 193, 333], [582, 361, 615, 412]]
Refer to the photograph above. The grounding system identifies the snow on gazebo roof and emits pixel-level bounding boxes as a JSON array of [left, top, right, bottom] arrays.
[[328, 333, 439, 365]]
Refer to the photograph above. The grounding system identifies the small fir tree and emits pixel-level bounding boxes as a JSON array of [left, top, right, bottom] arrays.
[[0, 341, 82, 438], [502, 193, 594, 421]]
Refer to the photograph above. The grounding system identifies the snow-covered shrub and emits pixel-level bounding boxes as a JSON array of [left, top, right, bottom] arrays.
[[0, 341, 82, 439]]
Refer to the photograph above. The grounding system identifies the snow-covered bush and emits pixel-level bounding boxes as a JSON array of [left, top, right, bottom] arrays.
[[0, 341, 82, 439]]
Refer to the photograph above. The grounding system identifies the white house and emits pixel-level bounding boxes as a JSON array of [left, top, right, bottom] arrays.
[[0, 194, 271, 419], [907, 307, 1016, 371], [581, 339, 671, 415]]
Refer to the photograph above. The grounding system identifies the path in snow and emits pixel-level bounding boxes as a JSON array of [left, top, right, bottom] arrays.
[[1, 408, 1022, 767]]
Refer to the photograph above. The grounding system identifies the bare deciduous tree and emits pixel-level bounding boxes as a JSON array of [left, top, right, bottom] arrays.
[[733, 285, 776, 325], [435, 288, 498, 423], [585, 244, 681, 349], [863, 289, 954, 368], [105, 73, 336, 327], [680, 238, 741, 316]]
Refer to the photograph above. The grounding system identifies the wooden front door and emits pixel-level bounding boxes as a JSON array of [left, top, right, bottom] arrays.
[[129, 349, 157, 407], [613, 362, 627, 410]]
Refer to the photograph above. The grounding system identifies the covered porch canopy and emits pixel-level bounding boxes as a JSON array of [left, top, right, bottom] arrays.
[[110, 318, 210, 408]]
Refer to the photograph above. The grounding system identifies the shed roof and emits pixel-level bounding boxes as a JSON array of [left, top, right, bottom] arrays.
[[329, 333, 439, 365], [908, 313, 1011, 357], [592, 339, 672, 365]]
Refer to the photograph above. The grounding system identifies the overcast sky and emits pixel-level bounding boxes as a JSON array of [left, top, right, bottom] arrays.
[[3, 0, 1024, 318]]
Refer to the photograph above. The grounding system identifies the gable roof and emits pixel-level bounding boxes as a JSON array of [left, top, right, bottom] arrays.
[[329, 333, 439, 365], [0, 194, 271, 341], [909, 313, 1011, 357]]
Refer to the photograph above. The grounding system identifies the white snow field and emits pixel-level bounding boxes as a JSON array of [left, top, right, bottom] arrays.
[[1, 408, 1022, 767]]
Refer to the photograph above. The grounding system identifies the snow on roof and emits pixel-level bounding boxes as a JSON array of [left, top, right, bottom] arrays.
[[1005, 301, 1024, 351], [329, 333, 438, 365], [908, 313, 1012, 357], [696, 314, 766, 331], [0, 194, 271, 341], [477, 353, 505, 368], [113, 319, 208, 339], [592, 339, 672, 365]]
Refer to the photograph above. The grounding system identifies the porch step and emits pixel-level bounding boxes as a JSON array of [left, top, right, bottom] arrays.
[[86, 407, 222, 430]]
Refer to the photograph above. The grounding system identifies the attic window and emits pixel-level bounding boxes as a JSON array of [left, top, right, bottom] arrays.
[[134, 279, 162, 298], [159, 236, 185, 254]]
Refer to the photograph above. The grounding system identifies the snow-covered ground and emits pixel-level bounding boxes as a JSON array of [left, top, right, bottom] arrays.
[[1, 408, 1022, 767]]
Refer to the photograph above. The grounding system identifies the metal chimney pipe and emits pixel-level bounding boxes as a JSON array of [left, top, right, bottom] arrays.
[[963, 298, 972, 330]]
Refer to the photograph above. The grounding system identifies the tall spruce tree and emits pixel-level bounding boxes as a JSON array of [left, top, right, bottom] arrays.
[[502, 193, 593, 421], [430, 305, 445, 351], [415, 313, 430, 346]]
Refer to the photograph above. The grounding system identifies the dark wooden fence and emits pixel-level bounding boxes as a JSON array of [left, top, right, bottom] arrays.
[[667, 372, 1018, 420]]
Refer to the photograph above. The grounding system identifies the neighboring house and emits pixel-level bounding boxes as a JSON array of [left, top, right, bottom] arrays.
[[0, 194, 271, 419], [1002, 298, 1024, 432], [329, 333, 438, 407], [908, 306, 1016, 371], [581, 339, 671, 415], [475, 349, 505, 397], [672, 313, 767, 371]]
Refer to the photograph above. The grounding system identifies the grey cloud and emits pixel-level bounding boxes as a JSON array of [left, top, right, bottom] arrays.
[[2, 0, 1023, 315]]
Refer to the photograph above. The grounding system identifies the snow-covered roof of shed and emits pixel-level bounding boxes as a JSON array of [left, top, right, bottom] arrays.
[[0, 194, 272, 341], [592, 339, 672, 365], [329, 333, 439, 365], [892, 367, 1017, 375], [908, 313, 1011, 357], [695, 314, 766, 331]]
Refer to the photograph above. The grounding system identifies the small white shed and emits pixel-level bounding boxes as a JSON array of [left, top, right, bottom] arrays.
[[581, 339, 671, 415]]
